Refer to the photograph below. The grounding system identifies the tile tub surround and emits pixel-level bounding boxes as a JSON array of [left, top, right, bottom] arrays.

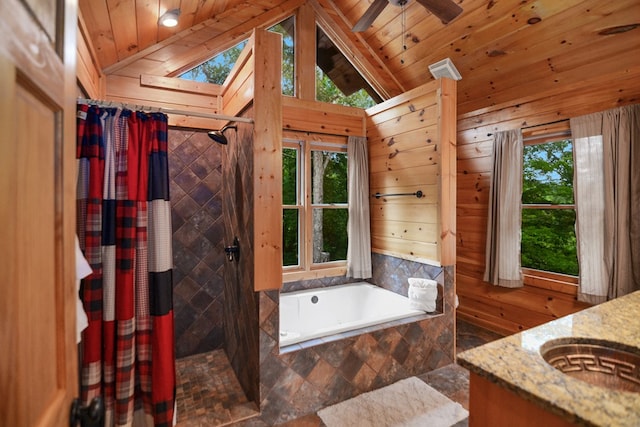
[[370, 253, 445, 314], [457, 290, 640, 426], [257, 263, 457, 425]]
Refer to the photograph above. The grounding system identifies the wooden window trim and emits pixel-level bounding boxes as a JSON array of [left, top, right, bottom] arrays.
[[521, 125, 579, 286], [283, 137, 349, 281], [522, 204, 574, 210], [522, 267, 579, 296]]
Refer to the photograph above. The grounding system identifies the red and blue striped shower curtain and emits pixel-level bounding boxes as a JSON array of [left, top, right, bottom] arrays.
[[76, 104, 175, 426]]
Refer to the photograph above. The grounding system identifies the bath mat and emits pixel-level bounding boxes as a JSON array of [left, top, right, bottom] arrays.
[[317, 376, 468, 427]]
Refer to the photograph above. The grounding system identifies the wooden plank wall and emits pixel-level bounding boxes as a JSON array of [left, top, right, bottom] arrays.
[[283, 97, 365, 136], [456, 66, 640, 335], [76, 10, 105, 98], [105, 74, 225, 130], [366, 79, 456, 266]]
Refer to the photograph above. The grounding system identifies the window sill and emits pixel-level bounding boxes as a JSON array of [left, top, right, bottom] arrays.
[[522, 268, 578, 296], [283, 265, 347, 283]]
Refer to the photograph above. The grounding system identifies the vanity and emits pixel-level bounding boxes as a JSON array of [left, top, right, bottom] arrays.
[[457, 290, 640, 426]]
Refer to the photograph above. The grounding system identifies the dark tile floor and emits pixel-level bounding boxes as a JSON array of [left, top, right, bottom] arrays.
[[175, 318, 504, 426]]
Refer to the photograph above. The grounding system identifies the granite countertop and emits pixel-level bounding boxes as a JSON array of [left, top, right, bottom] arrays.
[[457, 290, 640, 426]]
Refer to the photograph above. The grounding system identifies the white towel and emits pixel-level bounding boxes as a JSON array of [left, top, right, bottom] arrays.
[[75, 235, 92, 343], [408, 278, 438, 312]]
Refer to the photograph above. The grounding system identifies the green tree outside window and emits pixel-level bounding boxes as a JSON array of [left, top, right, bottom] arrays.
[[521, 140, 578, 276]]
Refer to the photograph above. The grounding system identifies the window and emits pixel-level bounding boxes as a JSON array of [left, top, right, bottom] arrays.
[[282, 139, 348, 273], [179, 16, 294, 95], [179, 40, 248, 84], [316, 26, 380, 108], [269, 15, 295, 96], [521, 138, 579, 276]]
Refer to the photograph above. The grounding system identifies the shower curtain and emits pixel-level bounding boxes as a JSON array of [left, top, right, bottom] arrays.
[[76, 104, 175, 426]]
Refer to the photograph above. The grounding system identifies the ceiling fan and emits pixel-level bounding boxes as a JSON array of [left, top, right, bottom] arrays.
[[352, 0, 463, 32]]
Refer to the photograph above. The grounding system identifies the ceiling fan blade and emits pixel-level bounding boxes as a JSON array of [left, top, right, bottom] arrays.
[[352, 0, 388, 32], [415, 0, 463, 24]]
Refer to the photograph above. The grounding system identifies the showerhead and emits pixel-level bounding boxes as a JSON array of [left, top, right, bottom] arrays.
[[208, 124, 238, 145]]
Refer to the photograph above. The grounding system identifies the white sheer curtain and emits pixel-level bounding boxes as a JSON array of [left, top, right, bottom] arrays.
[[571, 104, 640, 301], [483, 129, 524, 288], [346, 135, 372, 278], [570, 113, 607, 303]]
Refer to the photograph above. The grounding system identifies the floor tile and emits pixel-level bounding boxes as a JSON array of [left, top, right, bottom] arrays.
[[175, 318, 503, 426]]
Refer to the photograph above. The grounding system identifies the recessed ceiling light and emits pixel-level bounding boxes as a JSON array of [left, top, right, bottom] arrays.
[[159, 9, 180, 28]]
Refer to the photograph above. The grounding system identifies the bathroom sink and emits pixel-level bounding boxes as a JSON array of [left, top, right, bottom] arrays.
[[540, 338, 640, 393]]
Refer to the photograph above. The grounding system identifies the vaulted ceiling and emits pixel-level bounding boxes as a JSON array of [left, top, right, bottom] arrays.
[[79, 0, 640, 115]]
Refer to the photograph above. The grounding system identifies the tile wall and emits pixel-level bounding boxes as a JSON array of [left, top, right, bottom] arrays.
[[169, 129, 226, 358], [220, 113, 261, 404]]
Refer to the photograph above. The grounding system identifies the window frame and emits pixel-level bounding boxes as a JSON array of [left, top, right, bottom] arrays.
[[282, 136, 348, 282], [520, 124, 579, 292]]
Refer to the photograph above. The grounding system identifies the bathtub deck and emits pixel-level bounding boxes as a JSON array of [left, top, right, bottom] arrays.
[[174, 319, 504, 426]]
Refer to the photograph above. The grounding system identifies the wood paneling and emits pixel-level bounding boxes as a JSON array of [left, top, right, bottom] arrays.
[[80, 0, 639, 124], [77, 10, 105, 98], [221, 43, 255, 120], [455, 69, 640, 335], [104, 74, 226, 129], [140, 74, 222, 95], [282, 97, 365, 136], [367, 78, 456, 266], [106, 75, 219, 110]]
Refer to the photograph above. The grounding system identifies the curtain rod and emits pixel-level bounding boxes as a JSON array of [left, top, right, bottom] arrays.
[[521, 118, 569, 130], [76, 98, 254, 124]]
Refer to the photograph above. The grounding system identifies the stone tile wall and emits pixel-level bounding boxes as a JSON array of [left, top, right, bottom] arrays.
[[370, 253, 445, 313], [169, 129, 226, 358], [221, 114, 261, 404]]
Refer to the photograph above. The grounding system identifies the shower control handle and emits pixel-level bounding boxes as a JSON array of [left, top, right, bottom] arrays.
[[225, 237, 240, 262]]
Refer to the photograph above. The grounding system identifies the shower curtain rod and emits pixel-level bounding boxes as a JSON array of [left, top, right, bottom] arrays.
[[76, 98, 254, 124]]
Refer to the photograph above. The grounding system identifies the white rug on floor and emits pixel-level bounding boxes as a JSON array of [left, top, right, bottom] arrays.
[[317, 377, 469, 427]]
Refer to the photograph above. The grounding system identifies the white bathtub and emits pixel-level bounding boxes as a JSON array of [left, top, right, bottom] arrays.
[[279, 282, 425, 347]]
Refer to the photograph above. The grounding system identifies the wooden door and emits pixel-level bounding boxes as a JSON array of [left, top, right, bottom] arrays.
[[0, 0, 79, 426]]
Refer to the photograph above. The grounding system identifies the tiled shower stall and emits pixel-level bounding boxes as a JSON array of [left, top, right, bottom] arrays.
[[169, 124, 456, 423]]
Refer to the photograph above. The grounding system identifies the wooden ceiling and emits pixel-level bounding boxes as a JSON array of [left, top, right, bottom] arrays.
[[79, 0, 640, 114]]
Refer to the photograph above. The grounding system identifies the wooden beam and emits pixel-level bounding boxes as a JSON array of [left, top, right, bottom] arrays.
[[438, 78, 457, 266], [252, 29, 283, 291], [296, 2, 316, 101]]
